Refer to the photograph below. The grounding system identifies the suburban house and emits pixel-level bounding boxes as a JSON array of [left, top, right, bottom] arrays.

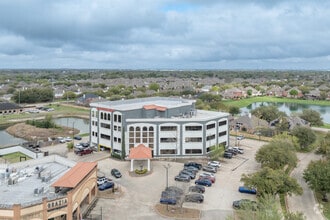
[[222, 88, 244, 99], [76, 94, 104, 106], [231, 114, 269, 134], [270, 116, 310, 130]]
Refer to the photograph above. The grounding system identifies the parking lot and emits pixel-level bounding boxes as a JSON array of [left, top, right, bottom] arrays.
[[86, 137, 266, 220]]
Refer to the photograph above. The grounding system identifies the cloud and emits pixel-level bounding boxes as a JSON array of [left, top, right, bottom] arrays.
[[0, 0, 330, 69]]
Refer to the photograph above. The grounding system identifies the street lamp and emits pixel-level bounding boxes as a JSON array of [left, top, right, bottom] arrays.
[[163, 164, 171, 189]]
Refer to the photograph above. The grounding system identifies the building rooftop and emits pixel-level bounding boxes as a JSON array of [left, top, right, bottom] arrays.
[[90, 97, 195, 111], [0, 156, 75, 208]]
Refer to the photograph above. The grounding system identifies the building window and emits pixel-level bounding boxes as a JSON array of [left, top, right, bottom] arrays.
[[185, 149, 202, 154], [160, 149, 176, 154], [160, 126, 177, 131], [160, 137, 177, 143], [118, 138, 121, 143], [206, 134, 216, 141], [100, 112, 104, 120], [101, 123, 110, 129], [118, 126, 121, 131], [114, 114, 117, 122], [185, 125, 202, 131], [118, 115, 122, 122], [206, 123, 216, 130], [101, 134, 110, 140], [114, 137, 117, 142], [114, 125, 117, 131], [219, 121, 227, 126], [218, 131, 227, 137], [92, 111, 95, 117], [107, 113, 111, 120], [185, 137, 202, 142]]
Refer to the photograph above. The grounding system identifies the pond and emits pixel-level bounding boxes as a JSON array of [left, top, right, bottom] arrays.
[[240, 102, 330, 124], [0, 117, 90, 147]]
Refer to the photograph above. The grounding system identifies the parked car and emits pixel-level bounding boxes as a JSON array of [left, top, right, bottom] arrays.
[[183, 166, 199, 173], [202, 166, 217, 173], [180, 170, 196, 179], [195, 178, 212, 187], [174, 174, 190, 182], [232, 199, 258, 210], [188, 185, 205, 193], [77, 148, 93, 156], [233, 147, 244, 154], [224, 152, 233, 159], [198, 175, 215, 183], [208, 161, 222, 168], [226, 148, 238, 155], [74, 135, 82, 140], [160, 197, 177, 205], [237, 135, 245, 140], [185, 193, 204, 203], [98, 181, 114, 191], [238, 186, 257, 194], [199, 172, 216, 179], [184, 162, 202, 170], [97, 177, 109, 186], [65, 137, 73, 142], [111, 168, 122, 178]]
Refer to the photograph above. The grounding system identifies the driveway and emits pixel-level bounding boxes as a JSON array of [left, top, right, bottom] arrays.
[[287, 152, 325, 220]]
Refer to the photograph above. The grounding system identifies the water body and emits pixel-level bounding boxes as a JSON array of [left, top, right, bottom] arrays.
[[0, 117, 90, 147], [240, 102, 330, 124]]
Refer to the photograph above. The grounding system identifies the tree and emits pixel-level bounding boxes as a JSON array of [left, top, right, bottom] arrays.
[[63, 91, 77, 100], [148, 83, 160, 92], [255, 141, 297, 170], [241, 167, 303, 196], [12, 87, 54, 103], [208, 144, 225, 161], [300, 109, 323, 126], [251, 106, 286, 123], [289, 89, 298, 97], [303, 159, 330, 202], [247, 89, 252, 96], [229, 106, 241, 116], [291, 126, 316, 151], [317, 132, 330, 158]]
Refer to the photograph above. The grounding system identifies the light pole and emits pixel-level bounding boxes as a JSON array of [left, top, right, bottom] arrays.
[[163, 164, 171, 189]]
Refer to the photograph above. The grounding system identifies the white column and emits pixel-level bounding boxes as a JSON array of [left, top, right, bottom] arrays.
[[147, 159, 150, 171], [130, 159, 134, 172]]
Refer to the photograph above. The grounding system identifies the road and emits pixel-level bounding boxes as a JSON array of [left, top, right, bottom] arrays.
[[287, 152, 325, 220]]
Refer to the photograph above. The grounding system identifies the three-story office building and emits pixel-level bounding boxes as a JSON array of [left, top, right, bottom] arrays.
[[89, 97, 229, 158]]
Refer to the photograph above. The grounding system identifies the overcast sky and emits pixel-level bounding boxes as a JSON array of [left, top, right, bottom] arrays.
[[0, 0, 330, 70]]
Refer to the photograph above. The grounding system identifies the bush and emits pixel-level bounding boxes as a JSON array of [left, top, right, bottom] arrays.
[[111, 153, 122, 160], [135, 168, 148, 175]]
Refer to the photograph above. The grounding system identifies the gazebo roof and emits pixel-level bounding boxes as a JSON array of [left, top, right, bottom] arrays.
[[128, 144, 152, 159]]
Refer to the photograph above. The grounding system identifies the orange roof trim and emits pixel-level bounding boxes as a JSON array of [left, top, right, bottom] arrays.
[[128, 144, 152, 159], [52, 162, 97, 188], [143, 104, 167, 111]]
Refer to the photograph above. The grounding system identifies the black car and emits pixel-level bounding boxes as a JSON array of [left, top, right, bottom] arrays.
[[183, 166, 199, 174], [174, 174, 190, 182], [111, 168, 122, 178], [160, 197, 177, 205], [74, 135, 82, 140], [195, 178, 212, 187], [184, 162, 202, 170], [189, 185, 205, 193], [185, 193, 204, 203]]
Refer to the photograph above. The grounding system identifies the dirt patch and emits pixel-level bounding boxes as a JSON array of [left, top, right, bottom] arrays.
[[154, 204, 201, 219], [6, 122, 78, 141]]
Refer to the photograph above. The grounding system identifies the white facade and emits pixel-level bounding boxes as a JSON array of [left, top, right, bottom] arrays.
[[89, 97, 229, 158]]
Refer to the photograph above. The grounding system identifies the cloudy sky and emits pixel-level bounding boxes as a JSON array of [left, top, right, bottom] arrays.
[[0, 0, 330, 70]]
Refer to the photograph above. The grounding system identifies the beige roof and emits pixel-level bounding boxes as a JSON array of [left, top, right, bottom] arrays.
[[52, 162, 97, 188]]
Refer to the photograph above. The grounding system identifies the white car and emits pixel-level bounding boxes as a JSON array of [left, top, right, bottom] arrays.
[[233, 147, 244, 154], [208, 161, 222, 168], [199, 172, 216, 179], [65, 137, 73, 142]]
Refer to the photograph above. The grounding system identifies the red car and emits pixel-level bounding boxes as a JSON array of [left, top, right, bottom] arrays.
[[198, 176, 215, 183], [77, 148, 93, 156]]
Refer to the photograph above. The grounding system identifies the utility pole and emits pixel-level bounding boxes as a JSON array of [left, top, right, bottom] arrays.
[[163, 164, 171, 189]]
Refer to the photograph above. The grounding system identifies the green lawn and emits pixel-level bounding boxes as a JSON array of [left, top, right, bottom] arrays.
[[222, 97, 330, 108], [315, 192, 330, 219], [0, 152, 32, 163], [0, 102, 89, 125]]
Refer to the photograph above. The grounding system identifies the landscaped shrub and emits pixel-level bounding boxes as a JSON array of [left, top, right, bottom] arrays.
[[111, 153, 122, 160], [135, 168, 148, 175]]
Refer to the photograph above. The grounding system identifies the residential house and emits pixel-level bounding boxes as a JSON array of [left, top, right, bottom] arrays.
[[0, 102, 23, 115], [222, 88, 244, 99], [243, 86, 261, 97], [305, 89, 321, 100], [266, 85, 285, 97], [286, 87, 303, 98], [270, 116, 310, 130], [231, 114, 269, 134], [76, 94, 104, 106]]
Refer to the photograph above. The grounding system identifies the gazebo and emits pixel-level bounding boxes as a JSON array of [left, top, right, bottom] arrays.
[[128, 144, 152, 172]]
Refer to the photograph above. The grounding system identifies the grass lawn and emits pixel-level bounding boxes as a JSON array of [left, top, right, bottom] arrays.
[[0, 102, 89, 125], [0, 152, 32, 163], [222, 97, 330, 108]]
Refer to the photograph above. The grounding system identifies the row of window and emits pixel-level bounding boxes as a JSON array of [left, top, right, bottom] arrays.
[[93, 110, 122, 123], [159, 149, 202, 154]]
